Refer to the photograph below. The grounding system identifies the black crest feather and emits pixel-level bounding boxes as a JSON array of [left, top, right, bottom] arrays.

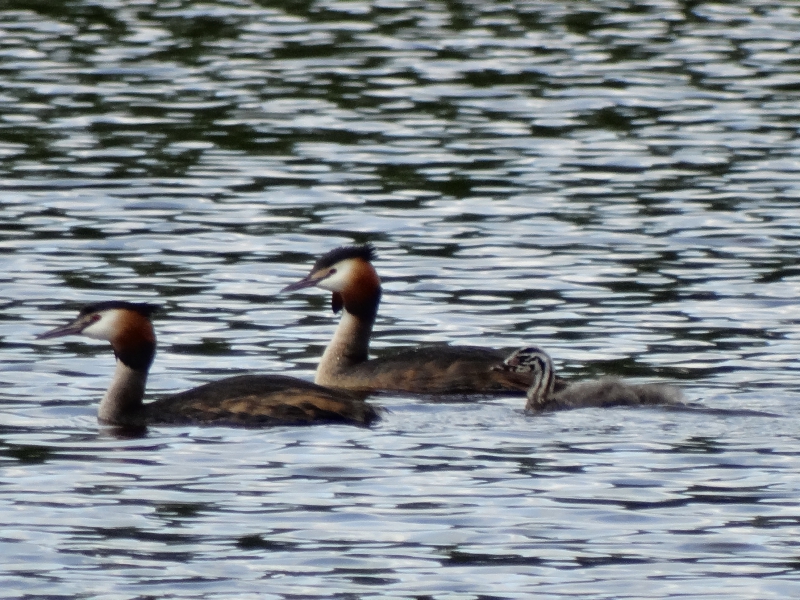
[[312, 244, 376, 271], [79, 301, 160, 318]]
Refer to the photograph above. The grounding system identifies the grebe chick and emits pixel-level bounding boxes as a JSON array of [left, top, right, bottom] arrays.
[[281, 244, 563, 395], [494, 346, 685, 411], [38, 301, 379, 428]]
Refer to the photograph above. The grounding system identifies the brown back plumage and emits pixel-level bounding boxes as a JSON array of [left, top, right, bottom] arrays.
[[324, 346, 534, 394], [147, 375, 379, 427]]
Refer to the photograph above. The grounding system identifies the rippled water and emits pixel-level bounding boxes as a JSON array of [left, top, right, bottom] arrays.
[[2, 1, 800, 597]]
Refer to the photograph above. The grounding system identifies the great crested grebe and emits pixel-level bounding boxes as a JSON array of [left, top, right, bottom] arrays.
[[494, 346, 684, 411], [281, 244, 564, 395], [37, 301, 379, 428]]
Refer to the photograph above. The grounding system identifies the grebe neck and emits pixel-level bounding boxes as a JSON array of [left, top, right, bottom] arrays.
[[99, 332, 155, 425], [315, 286, 379, 386], [98, 361, 148, 425]]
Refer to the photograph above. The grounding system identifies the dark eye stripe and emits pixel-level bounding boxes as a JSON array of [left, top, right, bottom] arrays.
[[531, 355, 551, 398]]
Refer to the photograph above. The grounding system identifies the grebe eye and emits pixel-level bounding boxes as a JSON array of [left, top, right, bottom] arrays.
[[329, 268, 337, 275]]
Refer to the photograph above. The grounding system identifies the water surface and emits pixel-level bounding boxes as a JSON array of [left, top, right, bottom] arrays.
[[2, 1, 800, 598]]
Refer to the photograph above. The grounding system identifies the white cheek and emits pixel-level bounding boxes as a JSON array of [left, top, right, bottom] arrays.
[[317, 260, 356, 292], [81, 310, 123, 341]]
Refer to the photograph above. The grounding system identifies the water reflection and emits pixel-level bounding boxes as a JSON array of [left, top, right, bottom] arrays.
[[2, 0, 800, 598]]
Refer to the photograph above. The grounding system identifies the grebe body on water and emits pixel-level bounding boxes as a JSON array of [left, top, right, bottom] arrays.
[[38, 301, 379, 428], [281, 245, 561, 395], [494, 346, 684, 411]]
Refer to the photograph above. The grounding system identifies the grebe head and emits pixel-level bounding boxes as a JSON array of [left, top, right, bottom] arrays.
[[282, 244, 376, 293], [39, 301, 159, 371], [493, 346, 556, 408], [281, 244, 380, 315]]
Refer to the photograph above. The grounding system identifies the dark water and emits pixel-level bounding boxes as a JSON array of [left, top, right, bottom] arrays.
[[2, 1, 800, 597]]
